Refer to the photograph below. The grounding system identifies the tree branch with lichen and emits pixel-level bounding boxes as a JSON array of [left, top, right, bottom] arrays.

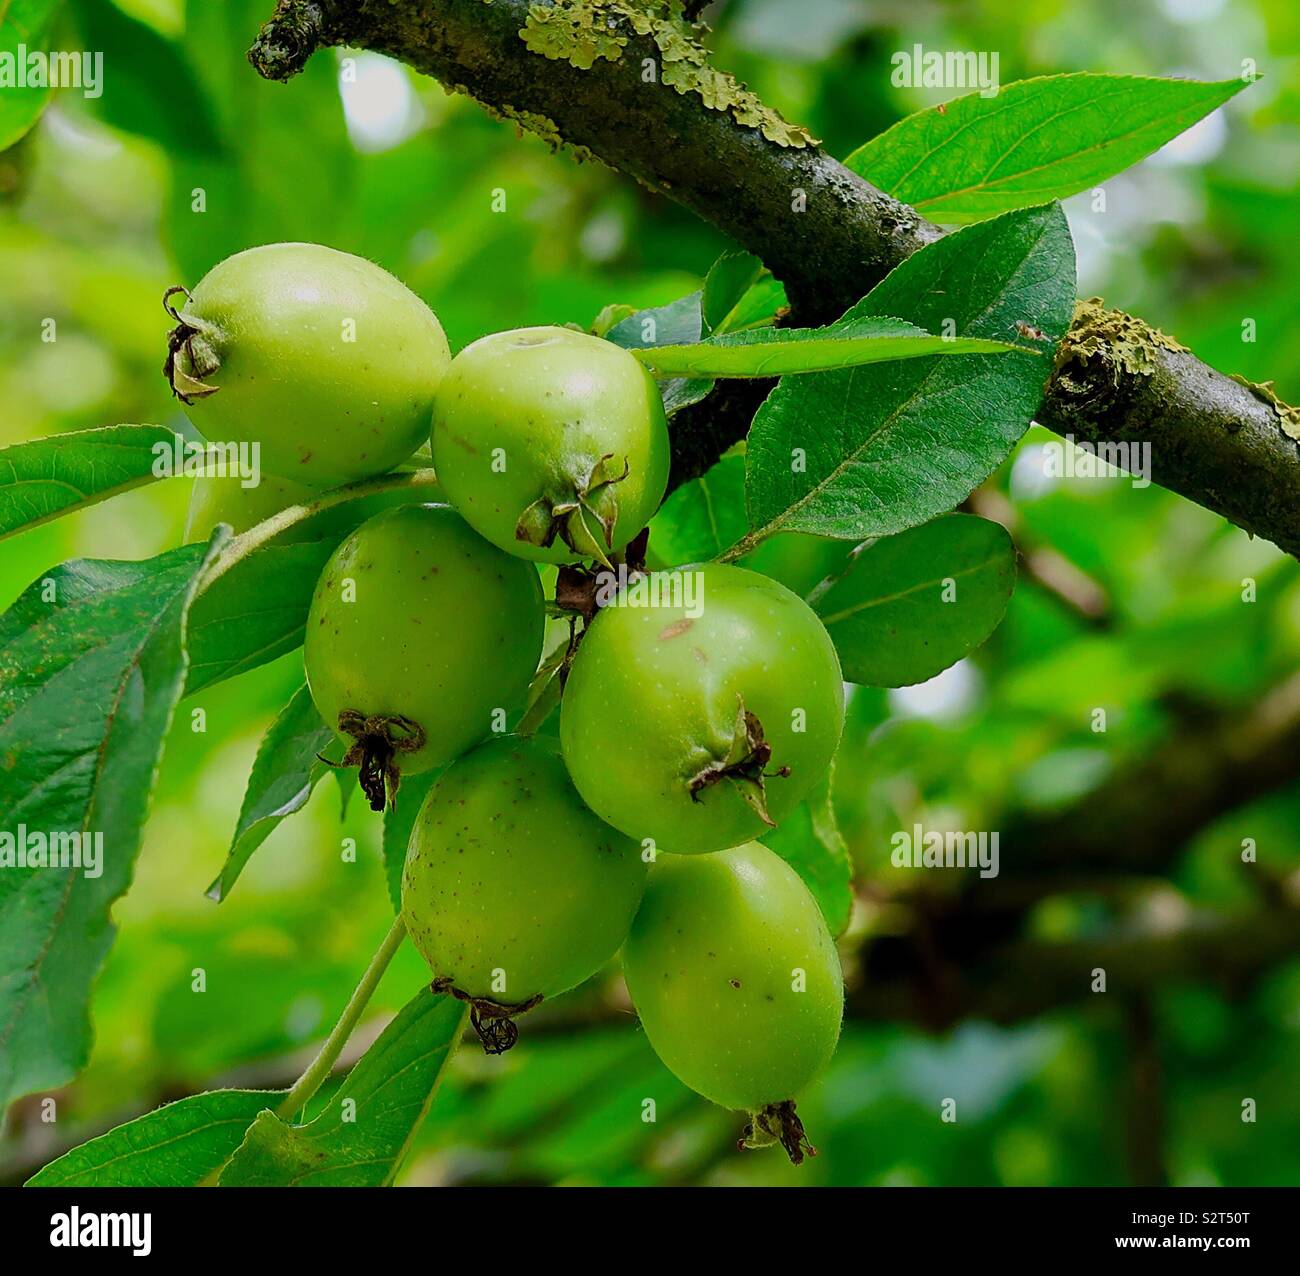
[[248, 0, 1300, 555]]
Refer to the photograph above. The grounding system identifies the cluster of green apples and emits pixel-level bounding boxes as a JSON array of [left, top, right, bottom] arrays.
[[173, 243, 846, 1161]]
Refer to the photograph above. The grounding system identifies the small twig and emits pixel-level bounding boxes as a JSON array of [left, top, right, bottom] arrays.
[[192, 467, 440, 598], [248, 1, 336, 81]]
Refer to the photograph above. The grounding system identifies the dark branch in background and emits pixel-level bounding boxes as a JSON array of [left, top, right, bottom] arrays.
[[862, 670, 1300, 942], [852, 886, 1300, 1030], [965, 488, 1113, 628], [1001, 670, 1300, 880], [249, 0, 1300, 554], [848, 672, 1300, 1030]]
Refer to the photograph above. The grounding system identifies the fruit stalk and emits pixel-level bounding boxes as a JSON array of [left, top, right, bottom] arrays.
[[277, 914, 410, 1121], [192, 468, 441, 598]]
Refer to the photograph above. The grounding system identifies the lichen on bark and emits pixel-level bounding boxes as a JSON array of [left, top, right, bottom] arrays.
[[455, 82, 593, 159], [1054, 296, 1188, 387], [520, 0, 629, 68], [516, 0, 816, 146], [1229, 373, 1300, 442]]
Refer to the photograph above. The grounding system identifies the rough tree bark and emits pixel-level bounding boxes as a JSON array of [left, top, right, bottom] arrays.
[[247, 0, 1300, 555]]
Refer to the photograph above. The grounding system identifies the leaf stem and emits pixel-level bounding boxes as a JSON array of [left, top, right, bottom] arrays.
[[716, 527, 767, 563], [276, 914, 409, 1122]]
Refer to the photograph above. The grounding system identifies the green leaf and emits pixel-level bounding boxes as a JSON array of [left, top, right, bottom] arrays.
[[605, 291, 714, 415], [515, 640, 568, 738], [739, 531, 857, 599], [761, 770, 853, 937], [744, 203, 1075, 544], [381, 768, 440, 914], [811, 514, 1017, 687], [334, 765, 359, 818], [649, 454, 748, 564], [634, 316, 1019, 379], [0, 538, 221, 1111], [25, 1089, 283, 1186], [463, 1030, 654, 1145], [589, 302, 637, 338], [71, 0, 224, 158], [206, 685, 337, 902], [607, 292, 704, 349], [0, 425, 181, 541], [184, 484, 434, 696], [845, 73, 1250, 225], [183, 539, 335, 695], [702, 251, 767, 334], [721, 274, 788, 334], [0, 1, 60, 152], [218, 991, 467, 1186]]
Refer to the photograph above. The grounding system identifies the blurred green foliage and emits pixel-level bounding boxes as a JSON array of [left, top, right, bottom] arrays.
[[1, 0, 1298, 1187]]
